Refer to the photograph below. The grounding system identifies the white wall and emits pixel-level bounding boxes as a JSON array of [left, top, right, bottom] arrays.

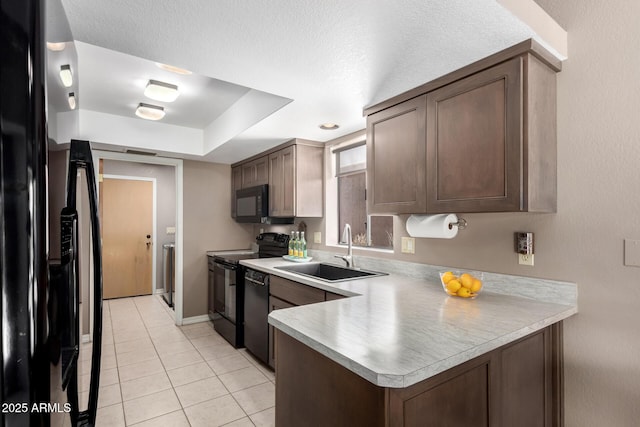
[[533, 1, 640, 424], [76, 109, 203, 155]]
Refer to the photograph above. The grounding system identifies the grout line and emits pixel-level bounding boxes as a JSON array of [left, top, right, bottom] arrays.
[[98, 294, 275, 426], [107, 301, 128, 426]]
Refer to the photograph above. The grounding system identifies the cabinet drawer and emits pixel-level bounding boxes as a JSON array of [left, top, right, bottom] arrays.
[[270, 275, 325, 306], [325, 291, 346, 301]]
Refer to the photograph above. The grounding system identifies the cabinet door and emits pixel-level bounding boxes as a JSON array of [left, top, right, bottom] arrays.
[[268, 151, 282, 216], [280, 146, 296, 216], [240, 156, 269, 189], [366, 95, 427, 214], [268, 146, 296, 217], [241, 162, 257, 188], [426, 57, 523, 212], [231, 166, 242, 217], [254, 156, 269, 186], [268, 295, 295, 368], [399, 361, 492, 427]]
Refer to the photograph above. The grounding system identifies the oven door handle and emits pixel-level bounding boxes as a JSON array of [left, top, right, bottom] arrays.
[[245, 277, 266, 286]]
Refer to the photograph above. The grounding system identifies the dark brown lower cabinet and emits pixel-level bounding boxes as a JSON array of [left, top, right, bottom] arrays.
[[268, 276, 346, 368], [268, 296, 294, 368], [275, 323, 563, 427]]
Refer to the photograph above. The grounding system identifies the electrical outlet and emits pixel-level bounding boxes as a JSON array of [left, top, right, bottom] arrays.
[[166, 226, 176, 235], [314, 232, 322, 244], [401, 237, 415, 254], [518, 254, 534, 266]]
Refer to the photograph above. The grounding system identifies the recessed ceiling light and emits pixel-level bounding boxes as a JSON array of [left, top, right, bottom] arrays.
[[47, 42, 66, 51], [135, 103, 165, 121], [319, 123, 339, 130], [144, 80, 180, 102], [155, 62, 192, 75], [68, 92, 76, 110], [59, 64, 73, 87]]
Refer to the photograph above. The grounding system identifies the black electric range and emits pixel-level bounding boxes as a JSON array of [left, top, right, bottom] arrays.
[[208, 233, 289, 347]]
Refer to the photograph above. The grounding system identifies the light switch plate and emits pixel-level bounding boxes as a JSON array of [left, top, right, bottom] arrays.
[[401, 237, 415, 254], [624, 239, 640, 267], [314, 232, 322, 244], [166, 226, 176, 235]]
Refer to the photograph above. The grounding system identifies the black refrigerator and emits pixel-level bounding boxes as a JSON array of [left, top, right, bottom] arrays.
[[1, 0, 103, 426]]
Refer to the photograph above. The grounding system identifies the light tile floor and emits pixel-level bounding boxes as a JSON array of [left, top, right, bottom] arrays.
[[78, 295, 275, 426]]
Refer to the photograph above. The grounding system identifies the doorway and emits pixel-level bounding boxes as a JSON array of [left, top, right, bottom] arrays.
[[91, 151, 184, 326], [101, 176, 155, 299]]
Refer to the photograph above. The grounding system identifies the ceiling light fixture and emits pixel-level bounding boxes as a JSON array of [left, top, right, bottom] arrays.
[[68, 92, 76, 110], [47, 42, 66, 51], [155, 62, 192, 75], [144, 80, 180, 102], [319, 123, 340, 130], [59, 64, 73, 87], [135, 103, 165, 121]]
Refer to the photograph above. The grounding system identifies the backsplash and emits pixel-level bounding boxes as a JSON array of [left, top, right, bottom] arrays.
[[308, 249, 577, 307]]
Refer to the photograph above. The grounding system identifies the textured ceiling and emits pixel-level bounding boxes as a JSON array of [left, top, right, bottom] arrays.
[[58, 0, 545, 163]]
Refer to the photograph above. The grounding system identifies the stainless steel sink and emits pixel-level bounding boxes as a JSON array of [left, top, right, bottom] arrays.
[[275, 263, 387, 283]]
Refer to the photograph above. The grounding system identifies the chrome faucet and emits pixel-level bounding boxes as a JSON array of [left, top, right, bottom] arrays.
[[335, 223, 354, 268]]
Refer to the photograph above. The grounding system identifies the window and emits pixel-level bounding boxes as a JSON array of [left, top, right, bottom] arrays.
[[335, 143, 393, 250]]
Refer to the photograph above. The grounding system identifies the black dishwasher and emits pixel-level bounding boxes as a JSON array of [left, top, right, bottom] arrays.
[[244, 268, 270, 364]]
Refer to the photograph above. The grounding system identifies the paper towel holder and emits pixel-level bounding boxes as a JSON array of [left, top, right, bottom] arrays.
[[448, 217, 467, 230]]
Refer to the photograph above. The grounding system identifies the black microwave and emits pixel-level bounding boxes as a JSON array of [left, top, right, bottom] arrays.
[[235, 185, 269, 223], [235, 184, 294, 224]]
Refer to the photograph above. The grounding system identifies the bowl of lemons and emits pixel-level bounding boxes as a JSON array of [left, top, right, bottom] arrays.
[[440, 271, 483, 299]]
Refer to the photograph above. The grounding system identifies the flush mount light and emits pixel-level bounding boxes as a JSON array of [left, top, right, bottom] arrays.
[[155, 62, 192, 75], [144, 80, 179, 102], [135, 103, 165, 121], [47, 42, 66, 51], [68, 92, 76, 110], [319, 123, 340, 130], [59, 64, 73, 87]]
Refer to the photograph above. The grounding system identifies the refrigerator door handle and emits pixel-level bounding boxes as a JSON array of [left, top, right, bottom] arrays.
[[63, 140, 104, 427]]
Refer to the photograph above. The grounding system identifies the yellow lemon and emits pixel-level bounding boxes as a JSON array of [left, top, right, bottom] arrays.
[[441, 271, 456, 284], [471, 279, 483, 293], [460, 273, 474, 289], [446, 279, 462, 294], [456, 287, 472, 298]]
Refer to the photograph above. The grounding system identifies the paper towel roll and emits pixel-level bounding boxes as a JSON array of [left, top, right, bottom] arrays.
[[406, 214, 459, 239]]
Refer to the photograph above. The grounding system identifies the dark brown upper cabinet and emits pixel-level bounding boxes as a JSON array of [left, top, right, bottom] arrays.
[[427, 54, 557, 213], [231, 139, 324, 219], [364, 39, 560, 214], [269, 145, 296, 217], [366, 95, 427, 214], [269, 142, 324, 218], [241, 155, 269, 188], [230, 166, 242, 217]]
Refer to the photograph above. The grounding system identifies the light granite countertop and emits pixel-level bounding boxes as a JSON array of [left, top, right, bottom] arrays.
[[206, 249, 255, 257], [241, 256, 577, 389]]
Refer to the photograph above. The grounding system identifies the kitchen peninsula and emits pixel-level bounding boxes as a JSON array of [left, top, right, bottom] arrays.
[[242, 256, 577, 426]]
